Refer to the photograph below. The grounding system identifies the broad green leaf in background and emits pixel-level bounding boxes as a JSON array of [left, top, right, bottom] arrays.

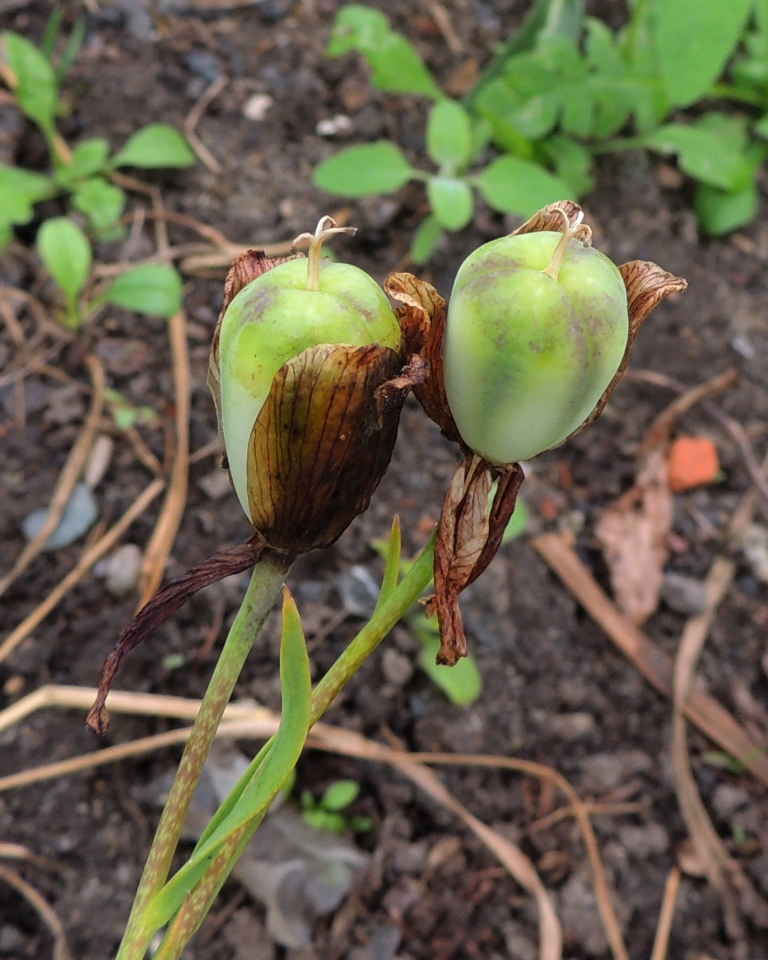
[[426, 99, 474, 171], [427, 176, 474, 231], [313, 142, 415, 197], [0, 164, 56, 225], [409, 214, 443, 264], [327, 4, 442, 99], [112, 123, 196, 169], [97, 263, 183, 317], [72, 177, 126, 233], [412, 613, 482, 706], [502, 497, 529, 545], [695, 182, 759, 237], [651, 0, 752, 107], [37, 217, 92, 309], [540, 135, 594, 196], [2, 31, 58, 136], [642, 115, 754, 191], [475, 154, 573, 216]]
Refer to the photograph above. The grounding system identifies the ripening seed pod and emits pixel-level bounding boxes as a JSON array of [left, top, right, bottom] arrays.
[[443, 212, 629, 465], [207, 217, 418, 554]]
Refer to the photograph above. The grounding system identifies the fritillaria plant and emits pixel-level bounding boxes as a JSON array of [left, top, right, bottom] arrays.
[[90, 203, 685, 958]]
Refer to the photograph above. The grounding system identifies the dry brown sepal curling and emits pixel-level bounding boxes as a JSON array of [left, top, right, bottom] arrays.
[[387, 200, 688, 666]]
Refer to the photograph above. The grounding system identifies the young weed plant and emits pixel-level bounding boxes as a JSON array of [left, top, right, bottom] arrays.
[[0, 17, 195, 249], [314, 0, 768, 261], [36, 217, 183, 328]]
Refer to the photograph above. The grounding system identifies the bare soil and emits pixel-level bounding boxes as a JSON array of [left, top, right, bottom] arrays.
[[1, 2, 767, 959]]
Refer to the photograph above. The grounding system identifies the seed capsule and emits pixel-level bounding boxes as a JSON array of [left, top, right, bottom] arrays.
[[443, 216, 629, 465], [208, 217, 419, 553]]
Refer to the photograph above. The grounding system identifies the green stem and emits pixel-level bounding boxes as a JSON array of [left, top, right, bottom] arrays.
[[310, 531, 436, 724], [151, 531, 438, 956], [116, 554, 291, 960]]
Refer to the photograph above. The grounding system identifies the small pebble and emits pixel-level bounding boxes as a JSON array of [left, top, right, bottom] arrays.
[[381, 648, 414, 687], [104, 544, 144, 597], [242, 93, 273, 121], [197, 469, 233, 501], [711, 783, 750, 821], [22, 483, 99, 550], [660, 571, 708, 615], [338, 565, 379, 618], [316, 114, 352, 136], [184, 49, 222, 84], [84, 435, 114, 489]]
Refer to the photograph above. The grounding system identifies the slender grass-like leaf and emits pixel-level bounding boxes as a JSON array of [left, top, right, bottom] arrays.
[[142, 588, 311, 931]]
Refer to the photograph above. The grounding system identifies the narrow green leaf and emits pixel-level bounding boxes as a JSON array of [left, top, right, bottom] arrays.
[[426, 100, 474, 171], [409, 214, 443, 264], [97, 264, 182, 317], [695, 182, 759, 236], [651, 0, 752, 106], [2, 31, 58, 135], [37, 217, 91, 305], [373, 516, 401, 614], [313, 142, 415, 197], [475, 155, 572, 216], [427, 176, 474, 231], [112, 124, 196, 169], [0, 164, 56, 225], [72, 176, 126, 233], [144, 588, 311, 930]]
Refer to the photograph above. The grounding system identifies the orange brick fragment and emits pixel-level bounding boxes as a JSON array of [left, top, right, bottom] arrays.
[[667, 436, 720, 492]]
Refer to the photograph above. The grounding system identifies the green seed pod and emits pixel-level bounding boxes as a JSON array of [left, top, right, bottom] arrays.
[[443, 219, 629, 465], [208, 218, 414, 553]]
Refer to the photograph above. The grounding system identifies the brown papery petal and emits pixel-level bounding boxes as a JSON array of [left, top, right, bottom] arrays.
[[620, 259, 688, 346], [386, 272, 462, 446], [511, 199, 591, 244], [247, 343, 409, 553]]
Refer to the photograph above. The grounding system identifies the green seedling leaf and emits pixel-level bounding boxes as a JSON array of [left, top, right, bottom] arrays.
[[694, 182, 759, 237], [145, 587, 312, 931], [427, 176, 474, 231], [0, 223, 12, 251], [0, 164, 56, 226], [643, 116, 753, 191], [72, 176, 126, 234], [414, 613, 482, 706], [313, 142, 415, 197], [37, 217, 91, 311], [540, 134, 594, 196], [2, 31, 58, 136], [373, 515, 401, 613], [327, 4, 442, 99], [321, 779, 360, 812], [111, 123, 196, 169], [96, 263, 183, 318], [302, 809, 347, 833], [652, 0, 752, 107], [475, 155, 573, 217], [410, 214, 443, 265], [60, 138, 111, 183], [427, 99, 474, 171]]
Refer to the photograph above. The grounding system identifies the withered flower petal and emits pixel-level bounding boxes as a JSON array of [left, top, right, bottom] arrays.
[[247, 342, 425, 553]]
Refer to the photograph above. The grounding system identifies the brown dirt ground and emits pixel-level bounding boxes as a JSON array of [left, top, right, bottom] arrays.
[[1, 2, 768, 959]]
